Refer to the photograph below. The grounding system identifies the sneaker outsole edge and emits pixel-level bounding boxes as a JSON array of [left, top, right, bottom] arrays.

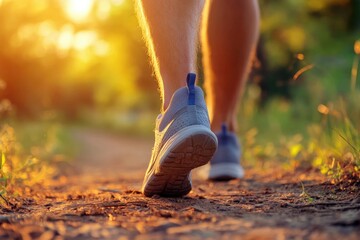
[[208, 162, 244, 181], [143, 125, 217, 197]]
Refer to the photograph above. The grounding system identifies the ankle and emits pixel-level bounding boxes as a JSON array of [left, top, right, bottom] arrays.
[[211, 119, 237, 132]]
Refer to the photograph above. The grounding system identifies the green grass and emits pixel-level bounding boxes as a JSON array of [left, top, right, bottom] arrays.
[[0, 120, 74, 203], [239, 39, 360, 183]]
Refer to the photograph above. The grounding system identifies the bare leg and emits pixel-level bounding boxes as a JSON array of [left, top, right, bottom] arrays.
[[201, 0, 260, 132], [136, 0, 205, 111], [137, 0, 218, 197]]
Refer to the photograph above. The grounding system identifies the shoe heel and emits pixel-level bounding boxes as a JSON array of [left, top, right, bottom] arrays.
[[158, 127, 217, 174]]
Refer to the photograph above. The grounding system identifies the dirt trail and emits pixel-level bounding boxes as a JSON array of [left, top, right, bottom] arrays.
[[1, 128, 359, 239]]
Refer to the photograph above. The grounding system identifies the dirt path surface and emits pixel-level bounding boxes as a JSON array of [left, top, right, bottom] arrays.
[[1, 128, 359, 239]]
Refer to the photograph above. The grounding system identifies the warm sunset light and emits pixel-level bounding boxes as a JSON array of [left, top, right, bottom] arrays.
[[64, 0, 94, 22], [0, 0, 359, 239]]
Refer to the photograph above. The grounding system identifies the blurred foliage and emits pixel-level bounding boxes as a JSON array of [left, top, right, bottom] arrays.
[[255, 0, 360, 102], [0, 0, 155, 119], [0, 0, 358, 119], [0, 121, 72, 201], [241, 0, 360, 180]]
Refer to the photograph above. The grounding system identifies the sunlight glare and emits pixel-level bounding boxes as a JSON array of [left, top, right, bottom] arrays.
[[73, 31, 97, 51], [355, 40, 360, 55], [111, 0, 125, 6], [317, 104, 329, 115], [65, 0, 94, 22], [57, 25, 74, 50], [94, 40, 109, 56]]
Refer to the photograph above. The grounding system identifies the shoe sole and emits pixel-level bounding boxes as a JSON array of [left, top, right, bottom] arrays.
[[143, 125, 217, 197], [208, 162, 244, 181]]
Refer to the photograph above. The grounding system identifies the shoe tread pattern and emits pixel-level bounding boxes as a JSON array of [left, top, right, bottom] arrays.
[[144, 133, 216, 197]]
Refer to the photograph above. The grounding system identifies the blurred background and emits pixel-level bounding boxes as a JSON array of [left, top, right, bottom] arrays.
[[0, 0, 359, 188]]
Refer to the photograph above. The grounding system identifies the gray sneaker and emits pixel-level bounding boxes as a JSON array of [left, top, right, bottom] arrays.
[[142, 73, 217, 197], [208, 124, 244, 181]]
